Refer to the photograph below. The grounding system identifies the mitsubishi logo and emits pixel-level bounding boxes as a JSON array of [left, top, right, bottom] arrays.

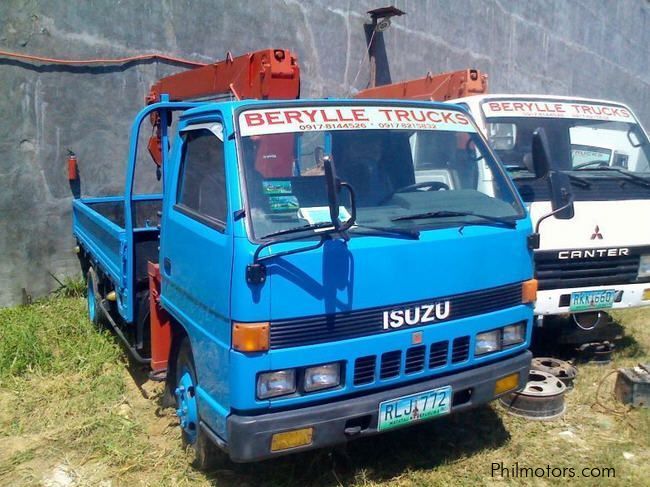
[[591, 225, 603, 240]]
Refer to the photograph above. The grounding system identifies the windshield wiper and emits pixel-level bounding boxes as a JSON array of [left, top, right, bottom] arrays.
[[260, 221, 334, 240], [507, 164, 590, 187], [567, 173, 591, 188], [572, 166, 650, 188], [392, 210, 516, 228], [505, 164, 530, 172], [262, 221, 419, 240], [350, 224, 420, 239]]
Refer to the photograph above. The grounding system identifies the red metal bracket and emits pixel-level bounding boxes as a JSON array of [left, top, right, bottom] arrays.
[[148, 262, 172, 374]]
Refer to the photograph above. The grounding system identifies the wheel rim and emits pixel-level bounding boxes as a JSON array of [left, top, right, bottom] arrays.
[[87, 275, 96, 321], [175, 369, 199, 444]]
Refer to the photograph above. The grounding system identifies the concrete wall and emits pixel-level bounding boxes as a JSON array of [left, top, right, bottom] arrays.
[[0, 0, 648, 306]]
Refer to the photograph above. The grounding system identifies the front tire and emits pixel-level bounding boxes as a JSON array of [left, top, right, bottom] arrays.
[[174, 337, 219, 470]]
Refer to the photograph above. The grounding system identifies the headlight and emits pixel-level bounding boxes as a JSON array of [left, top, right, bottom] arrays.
[[638, 255, 650, 278], [502, 322, 526, 347], [257, 369, 296, 399], [475, 330, 501, 356], [304, 363, 341, 392]]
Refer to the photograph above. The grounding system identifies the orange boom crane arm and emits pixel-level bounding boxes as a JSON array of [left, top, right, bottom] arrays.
[[146, 48, 300, 166], [355, 69, 487, 102]]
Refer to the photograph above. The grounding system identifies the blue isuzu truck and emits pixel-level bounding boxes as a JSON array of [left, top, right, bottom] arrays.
[[71, 49, 549, 465]]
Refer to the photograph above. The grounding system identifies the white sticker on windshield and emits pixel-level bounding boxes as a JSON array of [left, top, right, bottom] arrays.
[[298, 206, 351, 226], [482, 100, 635, 123], [239, 106, 477, 136]]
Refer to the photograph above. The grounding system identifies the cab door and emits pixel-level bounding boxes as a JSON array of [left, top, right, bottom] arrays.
[[160, 120, 232, 435]]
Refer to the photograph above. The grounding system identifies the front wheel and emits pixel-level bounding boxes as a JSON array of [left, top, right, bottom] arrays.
[[175, 337, 220, 469]]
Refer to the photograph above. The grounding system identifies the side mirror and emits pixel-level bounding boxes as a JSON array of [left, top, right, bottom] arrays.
[[532, 127, 574, 219], [548, 171, 574, 219], [529, 127, 575, 248], [627, 126, 643, 148], [323, 155, 341, 226], [323, 155, 357, 234], [531, 128, 551, 179]]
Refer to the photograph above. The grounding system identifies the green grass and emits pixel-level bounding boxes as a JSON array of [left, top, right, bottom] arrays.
[[0, 295, 153, 483], [0, 296, 649, 486], [0, 293, 118, 379]]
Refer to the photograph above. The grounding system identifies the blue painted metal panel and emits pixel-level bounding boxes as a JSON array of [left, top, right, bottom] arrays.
[[72, 199, 124, 291], [161, 294, 235, 437], [228, 221, 532, 322], [159, 108, 236, 438]]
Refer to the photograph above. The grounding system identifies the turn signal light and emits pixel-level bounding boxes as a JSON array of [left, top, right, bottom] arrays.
[[270, 428, 313, 451], [233, 322, 269, 352], [522, 279, 538, 304], [494, 373, 520, 396]]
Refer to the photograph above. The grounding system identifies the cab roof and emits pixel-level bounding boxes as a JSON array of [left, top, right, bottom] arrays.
[[180, 97, 470, 119], [454, 93, 633, 111]]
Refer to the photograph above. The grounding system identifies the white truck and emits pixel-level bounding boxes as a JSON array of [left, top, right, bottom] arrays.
[[455, 95, 650, 327]]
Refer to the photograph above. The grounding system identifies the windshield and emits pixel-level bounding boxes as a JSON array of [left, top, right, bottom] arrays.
[[482, 100, 650, 176], [238, 104, 524, 239]]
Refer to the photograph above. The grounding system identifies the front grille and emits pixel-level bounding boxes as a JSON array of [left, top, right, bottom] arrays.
[[405, 345, 426, 374], [353, 338, 469, 387], [429, 340, 449, 368], [535, 253, 640, 290], [380, 351, 402, 379], [451, 336, 470, 363], [353, 355, 376, 385], [270, 283, 522, 349]]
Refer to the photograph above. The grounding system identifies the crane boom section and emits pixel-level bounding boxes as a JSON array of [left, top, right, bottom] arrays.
[[355, 69, 487, 102], [146, 49, 300, 166], [147, 48, 300, 103]]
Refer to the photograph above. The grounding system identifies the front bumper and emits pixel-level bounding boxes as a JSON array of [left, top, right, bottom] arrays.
[[212, 350, 531, 462], [535, 283, 650, 316]]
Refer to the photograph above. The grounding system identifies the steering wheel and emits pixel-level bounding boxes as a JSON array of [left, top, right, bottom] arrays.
[[393, 181, 450, 193], [572, 160, 609, 170]]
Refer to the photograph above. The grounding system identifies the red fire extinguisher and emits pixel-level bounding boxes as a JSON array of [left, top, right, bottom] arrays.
[[67, 150, 78, 181]]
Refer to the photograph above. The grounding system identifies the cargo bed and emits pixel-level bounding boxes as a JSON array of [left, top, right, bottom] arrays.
[[72, 194, 162, 322]]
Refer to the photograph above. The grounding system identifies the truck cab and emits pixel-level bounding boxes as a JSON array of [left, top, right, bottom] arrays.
[[457, 95, 650, 322], [72, 51, 536, 464]]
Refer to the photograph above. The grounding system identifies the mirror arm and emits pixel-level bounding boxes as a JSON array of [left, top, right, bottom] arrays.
[[247, 234, 330, 285], [534, 194, 574, 234], [255, 235, 328, 264], [529, 193, 574, 250]]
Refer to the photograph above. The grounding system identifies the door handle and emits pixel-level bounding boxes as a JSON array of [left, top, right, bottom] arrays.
[[163, 257, 172, 275]]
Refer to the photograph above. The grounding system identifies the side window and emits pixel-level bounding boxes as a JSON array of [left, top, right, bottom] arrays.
[[177, 127, 227, 227]]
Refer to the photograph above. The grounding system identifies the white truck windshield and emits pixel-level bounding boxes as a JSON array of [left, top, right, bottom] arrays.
[[238, 104, 524, 239], [482, 100, 650, 175]]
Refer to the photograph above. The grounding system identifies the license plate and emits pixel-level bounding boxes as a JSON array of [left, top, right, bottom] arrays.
[[378, 385, 451, 431], [569, 289, 616, 312]]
